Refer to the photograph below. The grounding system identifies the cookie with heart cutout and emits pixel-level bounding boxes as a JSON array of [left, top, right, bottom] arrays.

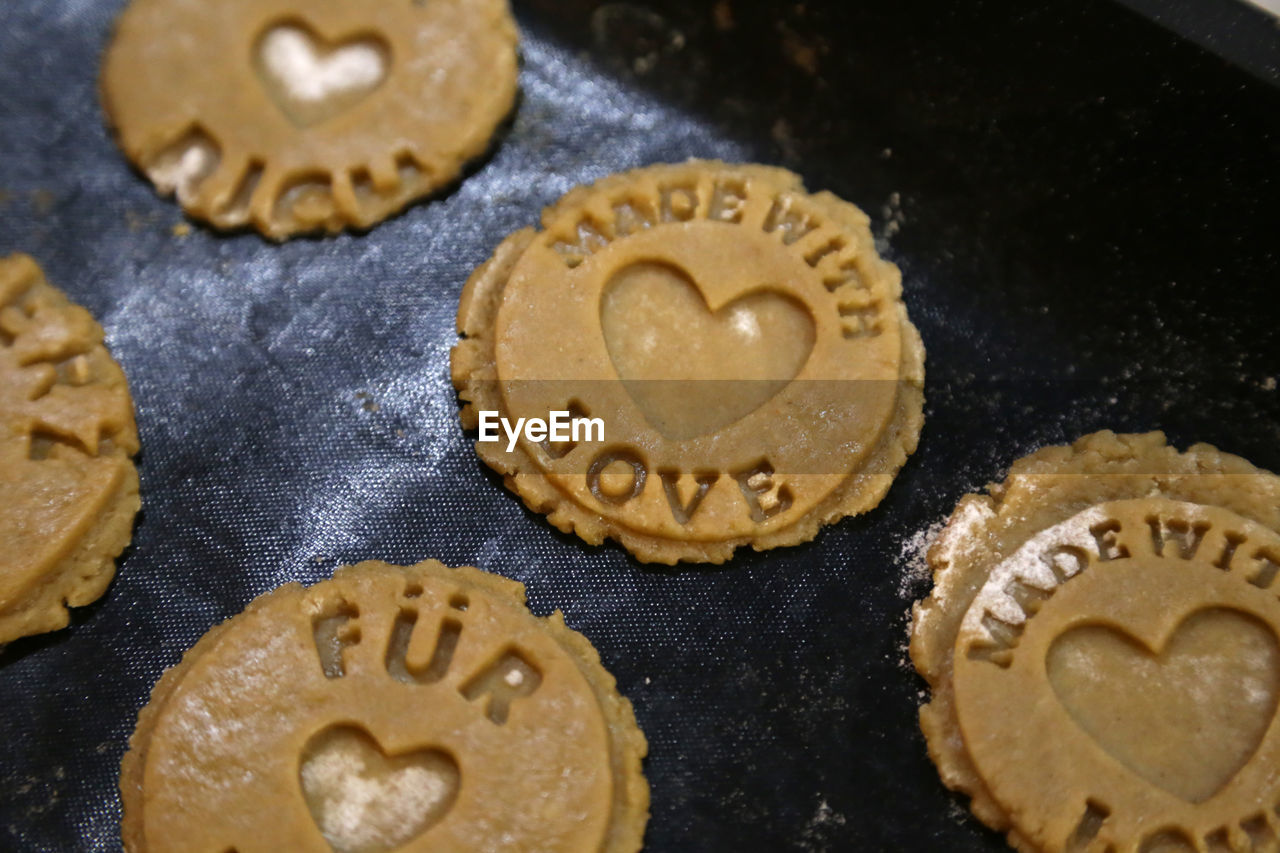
[[0, 254, 140, 646], [910, 431, 1280, 853], [120, 560, 649, 853], [451, 160, 925, 564], [100, 0, 518, 240]]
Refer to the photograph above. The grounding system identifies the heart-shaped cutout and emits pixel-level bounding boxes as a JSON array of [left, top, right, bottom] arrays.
[[600, 261, 816, 440], [1047, 607, 1280, 802], [300, 725, 459, 853], [255, 22, 389, 127]]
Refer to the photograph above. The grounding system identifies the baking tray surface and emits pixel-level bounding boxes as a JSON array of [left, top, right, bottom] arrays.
[[1, 1, 1278, 850]]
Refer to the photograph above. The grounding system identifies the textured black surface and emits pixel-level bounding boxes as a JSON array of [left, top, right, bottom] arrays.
[[2, 1, 1279, 851]]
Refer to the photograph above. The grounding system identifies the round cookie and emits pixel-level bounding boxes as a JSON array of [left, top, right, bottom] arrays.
[[0, 254, 140, 645], [101, 0, 519, 240], [910, 431, 1280, 853], [451, 160, 925, 564], [121, 560, 649, 853]]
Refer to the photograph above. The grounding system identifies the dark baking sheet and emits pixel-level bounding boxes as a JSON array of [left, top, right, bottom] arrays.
[[2, 1, 1279, 850]]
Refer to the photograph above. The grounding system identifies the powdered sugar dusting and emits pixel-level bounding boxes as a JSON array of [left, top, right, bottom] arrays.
[[897, 518, 946, 600], [797, 797, 848, 851], [925, 498, 998, 611], [147, 141, 214, 200], [958, 506, 1108, 643], [303, 748, 451, 852], [896, 517, 950, 671], [260, 27, 385, 104]]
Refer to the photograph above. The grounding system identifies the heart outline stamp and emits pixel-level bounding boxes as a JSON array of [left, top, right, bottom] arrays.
[[254, 20, 390, 129], [600, 259, 816, 440], [1046, 607, 1280, 804], [299, 724, 460, 853]]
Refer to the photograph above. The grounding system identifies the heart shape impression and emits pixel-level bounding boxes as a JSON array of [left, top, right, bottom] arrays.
[[256, 22, 389, 127], [1047, 607, 1280, 803], [600, 261, 816, 440], [300, 725, 459, 853]]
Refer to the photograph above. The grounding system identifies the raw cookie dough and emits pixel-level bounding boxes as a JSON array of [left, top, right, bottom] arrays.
[[0, 254, 140, 645], [451, 160, 925, 564], [121, 560, 649, 853], [911, 430, 1280, 853], [101, 0, 519, 239]]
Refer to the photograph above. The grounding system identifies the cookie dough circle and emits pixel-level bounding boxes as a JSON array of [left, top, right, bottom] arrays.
[[0, 254, 140, 645], [910, 431, 1280, 853], [120, 560, 649, 853], [101, 0, 519, 239], [451, 161, 925, 564]]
